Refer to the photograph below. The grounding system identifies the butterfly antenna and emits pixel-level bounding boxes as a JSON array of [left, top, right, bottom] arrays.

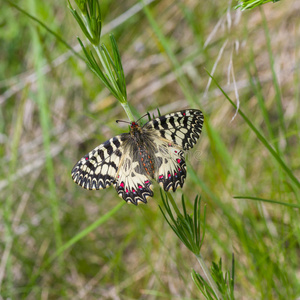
[[136, 113, 150, 123], [116, 120, 131, 124]]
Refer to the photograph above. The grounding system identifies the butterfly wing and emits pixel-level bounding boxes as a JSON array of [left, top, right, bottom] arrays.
[[71, 133, 153, 204], [71, 134, 128, 190], [143, 109, 204, 150], [143, 109, 204, 191], [114, 143, 154, 205], [153, 139, 187, 191]]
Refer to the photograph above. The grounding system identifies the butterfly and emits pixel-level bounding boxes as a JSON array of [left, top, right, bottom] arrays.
[[71, 109, 204, 205]]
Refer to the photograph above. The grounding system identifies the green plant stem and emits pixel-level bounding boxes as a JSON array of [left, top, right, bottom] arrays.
[[234, 196, 300, 208], [121, 103, 135, 122], [196, 254, 223, 300]]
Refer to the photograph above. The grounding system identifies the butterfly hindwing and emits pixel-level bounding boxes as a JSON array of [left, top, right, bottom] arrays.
[[153, 139, 187, 191], [114, 153, 153, 205], [143, 109, 204, 150], [71, 134, 128, 190]]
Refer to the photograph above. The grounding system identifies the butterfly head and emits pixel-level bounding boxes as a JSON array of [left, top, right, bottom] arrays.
[[130, 121, 139, 128], [129, 121, 144, 140]]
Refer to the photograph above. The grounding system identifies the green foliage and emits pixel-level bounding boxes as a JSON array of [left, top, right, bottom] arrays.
[[159, 193, 205, 256], [160, 193, 234, 299], [68, 0, 101, 45], [78, 35, 128, 104], [235, 0, 280, 10], [69, 0, 131, 119], [192, 257, 235, 300]]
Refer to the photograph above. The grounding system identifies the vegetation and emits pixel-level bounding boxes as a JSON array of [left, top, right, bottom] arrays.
[[0, 0, 299, 298]]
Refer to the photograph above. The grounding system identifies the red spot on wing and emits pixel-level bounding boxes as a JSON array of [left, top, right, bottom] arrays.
[[125, 189, 129, 193], [138, 185, 142, 189], [120, 182, 124, 188], [177, 159, 181, 163]]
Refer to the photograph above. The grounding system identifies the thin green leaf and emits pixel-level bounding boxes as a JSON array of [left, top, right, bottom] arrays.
[[234, 196, 300, 208], [110, 34, 127, 99], [68, 1, 94, 42], [200, 205, 207, 248], [78, 38, 119, 99], [235, 0, 280, 10], [97, 44, 125, 102], [231, 254, 235, 299], [194, 195, 200, 247], [157, 107, 161, 117]]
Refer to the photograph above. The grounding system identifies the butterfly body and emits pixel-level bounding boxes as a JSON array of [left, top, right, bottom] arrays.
[[71, 109, 204, 205]]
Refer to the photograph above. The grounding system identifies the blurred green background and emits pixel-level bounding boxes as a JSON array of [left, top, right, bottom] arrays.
[[1, 0, 299, 299]]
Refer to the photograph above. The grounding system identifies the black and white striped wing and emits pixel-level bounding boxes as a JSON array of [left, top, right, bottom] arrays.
[[71, 135, 127, 190], [153, 139, 187, 191], [143, 109, 204, 150], [114, 153, 154, 205]]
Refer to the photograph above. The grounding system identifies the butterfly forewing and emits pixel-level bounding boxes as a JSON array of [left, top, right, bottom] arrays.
[[143, 109, 204, 150], [71, 134, 128, 190]]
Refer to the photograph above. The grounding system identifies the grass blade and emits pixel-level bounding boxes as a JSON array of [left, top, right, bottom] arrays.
[[234, 196, 300, 208], [206, 71, 300, 189]]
